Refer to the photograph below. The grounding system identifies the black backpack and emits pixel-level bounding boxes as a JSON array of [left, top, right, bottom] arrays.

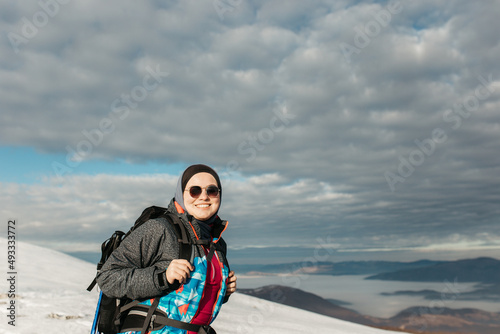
[[87, 206, 194, 334]]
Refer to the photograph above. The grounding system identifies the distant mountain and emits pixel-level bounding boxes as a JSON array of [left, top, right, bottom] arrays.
[[238, 285, 378, 326], [459, 282, 500, 300], [366, 257, 500, 283], [241, 284, 500, 334], [382, 282, 500, 301], [390, 306, 500, 334], [232, 259, 443, 276]]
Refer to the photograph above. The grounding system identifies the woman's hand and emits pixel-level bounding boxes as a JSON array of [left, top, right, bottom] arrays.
[[226, 271, 237, 295], [166, 259, 194, 285]]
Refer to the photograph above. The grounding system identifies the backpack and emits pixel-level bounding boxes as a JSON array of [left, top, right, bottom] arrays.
[[87, 206, 194, 334]]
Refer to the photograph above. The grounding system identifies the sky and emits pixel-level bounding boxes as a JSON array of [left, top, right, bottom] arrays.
[[1, 0, 499, 264]]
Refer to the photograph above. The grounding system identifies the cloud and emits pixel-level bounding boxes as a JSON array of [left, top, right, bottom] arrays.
[[1, 0, 499, 259], [3, 172, 351, 250], [3, 170, 499, 257]]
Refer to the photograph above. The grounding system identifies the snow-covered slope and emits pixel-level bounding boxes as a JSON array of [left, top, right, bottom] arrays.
[[0, 238, 405, 334]]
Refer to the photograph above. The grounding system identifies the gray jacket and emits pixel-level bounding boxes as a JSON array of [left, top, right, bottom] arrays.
[[96, 199, 230, 301]]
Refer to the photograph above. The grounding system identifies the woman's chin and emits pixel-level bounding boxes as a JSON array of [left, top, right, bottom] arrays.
[[192, 211, 214, 221]]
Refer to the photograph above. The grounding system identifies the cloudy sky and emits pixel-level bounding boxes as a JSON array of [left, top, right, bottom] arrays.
[[1, 0, 499, 264]]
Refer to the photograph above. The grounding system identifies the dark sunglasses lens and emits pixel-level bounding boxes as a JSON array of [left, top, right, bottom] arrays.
[[206, 185, 219, 197], [189, 186, 202, 198]]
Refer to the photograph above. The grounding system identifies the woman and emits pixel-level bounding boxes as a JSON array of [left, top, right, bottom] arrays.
[[96, 164, 237, 334]]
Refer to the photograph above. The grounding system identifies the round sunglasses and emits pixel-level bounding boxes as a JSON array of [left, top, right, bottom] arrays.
[[185, 185, 220, 198]]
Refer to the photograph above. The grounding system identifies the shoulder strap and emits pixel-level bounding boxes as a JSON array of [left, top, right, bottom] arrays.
[[128, 206, 168, 235], [129, 206, 192, 261], [160, 212, 192, 261]]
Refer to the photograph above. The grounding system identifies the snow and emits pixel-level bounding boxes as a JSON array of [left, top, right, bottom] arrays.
[[0, 238, 405, 334]]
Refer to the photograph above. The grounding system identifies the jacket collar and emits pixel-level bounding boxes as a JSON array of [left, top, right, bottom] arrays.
[[169, 198, 228, 242]]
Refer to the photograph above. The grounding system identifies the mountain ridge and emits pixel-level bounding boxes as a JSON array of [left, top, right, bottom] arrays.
[[240, 284, 500, 334], [366, 257, 500, 283]]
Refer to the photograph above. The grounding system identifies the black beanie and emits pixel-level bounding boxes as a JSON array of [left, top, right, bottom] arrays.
[[181, 164, 222, 192]]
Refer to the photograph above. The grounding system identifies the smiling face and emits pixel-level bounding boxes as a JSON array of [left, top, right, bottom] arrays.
[[183, 172, 220, 221]]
